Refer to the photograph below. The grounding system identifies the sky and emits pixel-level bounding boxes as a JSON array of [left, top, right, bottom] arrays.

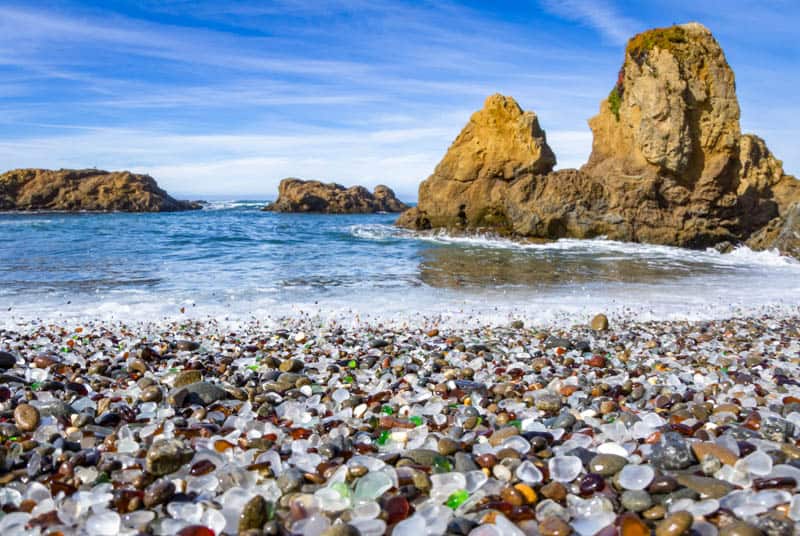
[[0, 1, 798, 200]]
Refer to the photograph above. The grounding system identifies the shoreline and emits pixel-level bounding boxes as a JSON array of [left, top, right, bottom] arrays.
[[2, 298, 800, 334], [0, 312, 799, 534]]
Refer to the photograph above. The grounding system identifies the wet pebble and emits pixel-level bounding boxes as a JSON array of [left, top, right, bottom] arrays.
[[539, 516, 573, 536], [143, 479, 175, 508], [0, 351, 17, 369], [145, 439, 194, 476], [13, 403, 40, 432], [621, 490, 653, 512], [0, 314, 794, 535], [655, 511, 693, 536], [239, 495, 270, 534], [589, 454, 628, 476]]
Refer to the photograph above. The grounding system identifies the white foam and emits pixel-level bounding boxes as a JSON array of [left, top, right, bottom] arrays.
[[349, 224, 416, 241], [3, 280, 799, 334], [722, 245, 800, 267], [0, 218, 55, 225], [3, 226, 799, 331], [350, 225, 800, 269], [200, 200, 268, 210]]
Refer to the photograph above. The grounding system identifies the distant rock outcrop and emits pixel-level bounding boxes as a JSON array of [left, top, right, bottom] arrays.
[[0, 169, 200, 212], [264, 178, 408, 213], [398, 23, 800, 257]]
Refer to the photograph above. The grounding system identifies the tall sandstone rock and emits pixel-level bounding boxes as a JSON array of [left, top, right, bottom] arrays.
[[398, 23, 800, 256], [398, 94, 556, 231]]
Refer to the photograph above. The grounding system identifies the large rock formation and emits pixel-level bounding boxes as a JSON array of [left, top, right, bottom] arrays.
[[399, 94, 555, 231], [398, 23, 800, 256], [264, 178, 408, 214], [0, 169, 200, 212]]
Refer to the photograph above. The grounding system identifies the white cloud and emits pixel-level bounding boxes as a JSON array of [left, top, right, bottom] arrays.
[[547, 130, 593, 169], [140, 153, 439, 200], [0, 5, 371, 78], [540, 0, 642, 44], [0, 122, 593, 200], [2, 0, 797, 193], [0, 126, 451, 199]]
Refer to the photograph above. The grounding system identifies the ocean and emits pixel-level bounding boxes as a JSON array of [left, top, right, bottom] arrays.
[[2, 201, 799, 328]]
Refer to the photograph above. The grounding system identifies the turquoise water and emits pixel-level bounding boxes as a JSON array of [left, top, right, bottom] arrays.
[[2, 202, 800, 326]]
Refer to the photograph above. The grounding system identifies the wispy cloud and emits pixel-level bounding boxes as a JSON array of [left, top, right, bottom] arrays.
[[0, 121, 594, 198], [0, 5, 370, 78], [539, 0, 642, 44], [0, 125, 457, 198], [0, 0, 798, 197]]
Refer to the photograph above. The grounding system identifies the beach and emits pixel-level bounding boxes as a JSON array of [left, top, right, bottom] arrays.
[[1, 311, 800, 535], [3, 3, 800, 535], [3, 207, 800, 536]]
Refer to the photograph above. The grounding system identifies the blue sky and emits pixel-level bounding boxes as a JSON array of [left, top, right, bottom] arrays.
[[0, 0, 798, 200]]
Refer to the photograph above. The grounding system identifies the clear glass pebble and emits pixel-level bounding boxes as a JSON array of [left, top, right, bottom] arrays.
[[332, 388, 350, 404], [493, 514, 526, 536], [571, 512, 616, 536], [789, 494, 800, 521], [416, 503, 452, 534], [122, 511, 156, 530], [733, 503, 767, 518], [430, 472, 467, 501], [0, 513, 30, 532], [85, 511, 121, 536], [350, 518, 387, 536], [548, 455, 583, 482], [465, 470, 489, 492], [392, 514, 426, 536], [24, 482, 51, 503], [515, 460, 543, 484], [618, 464, 654, 490], [742, 449, 773, 476], [354, 472, 392, 502], [31, 498, 56, 518], [502, 435, 531, 454], [597, 442, 628, 457], [693, 520, 719, 536], [0, 488, 22, 508], [350, 500, 380, 520], [292, 513, 331, 536], [754, 489, 792, 508], [568, 495, 614, 518], [686, 499, 719, 517]]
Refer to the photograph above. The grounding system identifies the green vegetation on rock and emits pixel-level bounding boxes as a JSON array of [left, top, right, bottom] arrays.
[[627, 25, 688, 63], [608, 86, 622, 121]]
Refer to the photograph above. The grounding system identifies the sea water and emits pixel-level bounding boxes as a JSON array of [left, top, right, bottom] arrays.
[[1, 202, 799, 328]]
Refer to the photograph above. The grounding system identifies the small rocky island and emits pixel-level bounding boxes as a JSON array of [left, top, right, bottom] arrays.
[[398, 23, 800, 258], [0, 168, 200, 212], [263, 178, 408, 213]]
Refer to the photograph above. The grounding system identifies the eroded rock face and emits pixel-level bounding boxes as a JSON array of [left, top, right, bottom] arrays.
[[738, 135, 800, 216], [398, 23, 800, 256], [585, 23, 740, 181], [264, 178, 408, 214], [0, 169, 200, 212], [747, 204, 800, 258]]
